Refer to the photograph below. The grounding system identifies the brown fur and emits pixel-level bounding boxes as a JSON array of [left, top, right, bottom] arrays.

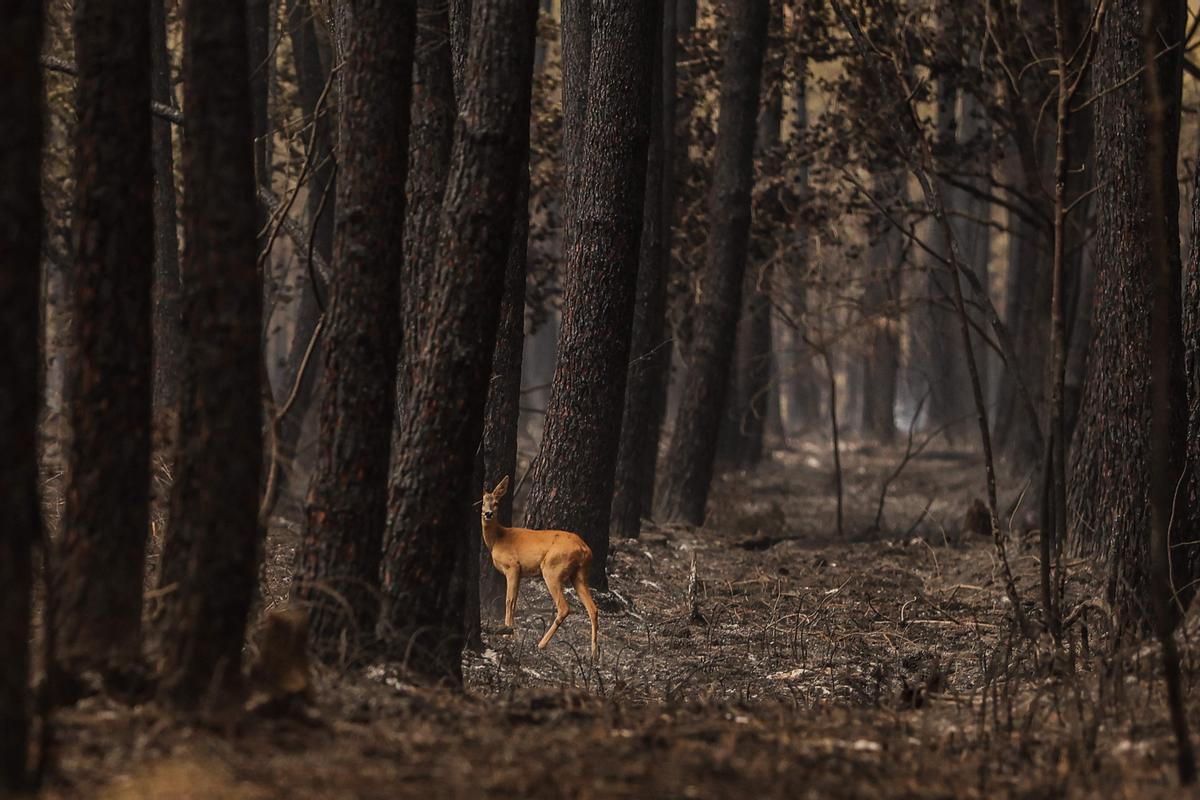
[[480, 476, 599, 658]]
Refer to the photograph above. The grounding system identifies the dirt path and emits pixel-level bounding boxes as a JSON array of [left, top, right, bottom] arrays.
[[42, 442, 1195, 798]]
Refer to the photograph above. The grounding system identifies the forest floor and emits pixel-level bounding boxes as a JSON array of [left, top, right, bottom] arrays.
[[36, 435, 1200, 799]]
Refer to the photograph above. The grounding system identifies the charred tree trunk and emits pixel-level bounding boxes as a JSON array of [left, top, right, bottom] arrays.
[[559, 0, 592, 255], [449, 0, 472, 92], [266, 0, 337, 517], [784, 60, 819, 432], [954, 88, 993, 401], [0, 1, 43, 786], [151, 0, 182, 412], [922, 58, 972, 441], [860, 172, 903, 442], [398, 0, 456, 409], [248, 0, 271, 196], [478, 173, 531, 620], [523, 0, 656, 590], [720, 29, 781, 469], [292, 0, 416, 658], [611, 0, 675, 540], [1068, 0, 1189, 627], [993, 133, 1053, 466], [656, 0, 770, 526], [157, 0, 264, 705], [380, 0, 537, 682], [57, 0, 155, 682], [1143, 0, 1197, 780]]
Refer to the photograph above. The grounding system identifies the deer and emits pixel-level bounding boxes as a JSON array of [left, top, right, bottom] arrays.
[[479, 476, 599, 659]]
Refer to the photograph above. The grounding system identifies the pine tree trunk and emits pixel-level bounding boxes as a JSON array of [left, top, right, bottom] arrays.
[[292, 0, 416, 658], [1068, 0, 1188, 627], [559, 0, 592, 255], [265, 0, 335, 518], [248, 0, 271, 195], [860, 172, 903, 442], [398, 0, 455, 409], [922, 64, 972, 441], [954, 87, 993, 404], [724, 38, 782, 470], [611, 0, 674, 540], [157, 0, 264, 705], [523, 0, 656, 590], [380, 0, 537, 682], [783, 59, 818, 433], [723, 37, 782, 467], [656, 0, 769, 526], [993, 141, 1052, 466], [479, 166, 532, 616], [57, 0, 155, 681], [0, 1, 43, 786], [151, 0, 182, 413]]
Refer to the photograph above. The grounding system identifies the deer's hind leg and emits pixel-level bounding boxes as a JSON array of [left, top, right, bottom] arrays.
[[537, 565, 571, 650], [572, 571, 599, 659]]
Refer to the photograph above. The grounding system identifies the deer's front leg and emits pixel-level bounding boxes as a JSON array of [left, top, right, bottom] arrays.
[[503, 567, 521, 629]]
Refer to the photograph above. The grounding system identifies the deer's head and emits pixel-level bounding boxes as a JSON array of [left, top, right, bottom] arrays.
[[481, 475, 509, 521]]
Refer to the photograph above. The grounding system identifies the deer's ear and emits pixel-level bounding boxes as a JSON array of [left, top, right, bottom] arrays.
[[494, 475, 510, 498]]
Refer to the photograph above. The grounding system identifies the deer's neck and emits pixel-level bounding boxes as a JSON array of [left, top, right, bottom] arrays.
[[481, 516, 502, 551]]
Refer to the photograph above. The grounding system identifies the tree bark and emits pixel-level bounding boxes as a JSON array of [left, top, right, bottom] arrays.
[[57, 0, 155, 681], [479, 166, 533, 616], [523, 0, 656, 589], [266, 0, 336, 517], [611, 0, 675, 541], [380, 0, 537, 682], [784, 63, 819, 433], [559, 0, 592, 257], [993, 164, 1051, 465], [248, 0, 271, 195], [860, 171, 903, 442], [1068, 0, 1189, 627], [157, 0, 264, 706], [150, 0, 182, 412], [0, 0, 43, 786], [397, 0, 456, 411], [921, 45, 972, 441], [292, 0, 416, 658], [656, 0, 770, 526]]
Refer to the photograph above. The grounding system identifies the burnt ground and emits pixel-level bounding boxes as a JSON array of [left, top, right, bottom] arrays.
[[35, 437, 1200, 798]]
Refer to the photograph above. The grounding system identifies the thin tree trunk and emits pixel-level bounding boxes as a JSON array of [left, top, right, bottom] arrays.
[[266, 0, 336, 518], [248, 0, 271, 196], [479, 166, 532, 617], [922, 35, 972, 441], [57, 0, 155, 682], [860, 171, 903, 442], [292, 0, 416, 658], [722, 27, 782, 467], [524, 0, 656, 590], [656, 0, 770, 526], [993, 143, 1052, 465], [1142, 0, 1196, 781], [0, 0, 43, 786], [611, 0, 674, 540], [157, 0, 264, 706], [380, 0, 537, 682], [151, 0, 182, 412], [785, 57, 818, 433]]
